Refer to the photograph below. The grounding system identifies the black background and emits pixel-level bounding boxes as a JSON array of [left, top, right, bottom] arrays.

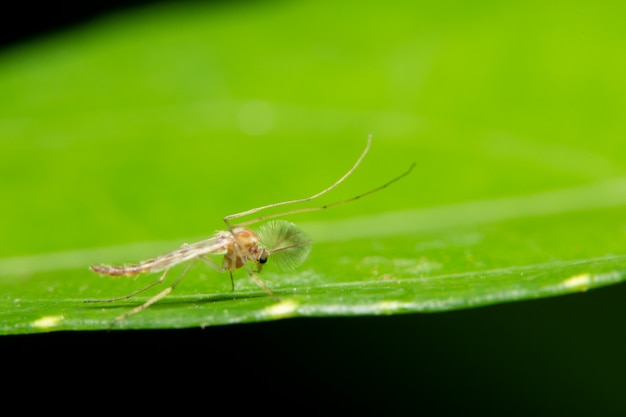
[[5, 285, 626, 415], [3, 2, 626, 415], [0, 1, 155, 49]]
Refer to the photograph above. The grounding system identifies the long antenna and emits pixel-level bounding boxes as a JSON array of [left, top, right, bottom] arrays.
[[224, 135, 414, 228], [232, 161, 415, 228]]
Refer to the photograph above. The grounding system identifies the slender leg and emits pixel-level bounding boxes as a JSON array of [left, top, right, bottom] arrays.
[[223, 135, 415, 229], [84, 269, 170, 303], [111, 260, 196, 325], [227, 236, 278, 300], [249, 272, 279, 301], [224, 135, 373, 228], [197, 256, 224, 272], [197, 256, 235, 291]]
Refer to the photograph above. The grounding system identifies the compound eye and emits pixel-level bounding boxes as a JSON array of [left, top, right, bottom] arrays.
[[259, 253, 268, 264]]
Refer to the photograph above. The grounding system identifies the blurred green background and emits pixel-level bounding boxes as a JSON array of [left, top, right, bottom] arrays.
[[2, 0, 624, 257], [2, 0, 626, 413]]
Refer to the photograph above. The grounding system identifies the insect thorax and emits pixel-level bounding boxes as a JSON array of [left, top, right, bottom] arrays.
[[222, 227, 264, 271]]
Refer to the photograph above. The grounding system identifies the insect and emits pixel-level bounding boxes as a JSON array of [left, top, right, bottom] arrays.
[[86, 135, 415, 324]]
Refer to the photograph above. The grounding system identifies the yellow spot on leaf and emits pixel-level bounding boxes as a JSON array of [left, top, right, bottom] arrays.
[[31, 315, 64, 328], [265, 300, 298, 318], [377, 301, 401, 313], [562, 274, 591, 291]]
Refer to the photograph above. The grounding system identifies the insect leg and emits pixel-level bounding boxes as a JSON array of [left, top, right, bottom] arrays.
[[111, 259, 196, 324], [84, 268, 171, 303], [197, 256, 235, 291], [224, 135, 373, 229], [249, 272, 279, 301]]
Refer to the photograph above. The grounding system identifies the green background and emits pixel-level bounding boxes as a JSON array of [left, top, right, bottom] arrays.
[[1, 0, 626, 413]]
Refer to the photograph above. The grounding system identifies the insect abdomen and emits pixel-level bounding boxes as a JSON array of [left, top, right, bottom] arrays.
[[90, 264, 146, 277]]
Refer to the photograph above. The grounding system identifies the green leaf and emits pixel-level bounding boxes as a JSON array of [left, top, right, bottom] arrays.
[[1, 1, 626, 334]]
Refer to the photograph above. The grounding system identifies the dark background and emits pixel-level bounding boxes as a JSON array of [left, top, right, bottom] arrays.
[[0, 1, 155, 49], [3, 2, 626, 415], [6, 283, 626, 415]]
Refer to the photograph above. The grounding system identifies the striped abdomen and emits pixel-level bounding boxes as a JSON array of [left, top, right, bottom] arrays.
[[90, 264, 148, 277]]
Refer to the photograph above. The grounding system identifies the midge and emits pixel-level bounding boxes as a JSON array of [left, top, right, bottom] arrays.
[[87, 135, 415, 323]]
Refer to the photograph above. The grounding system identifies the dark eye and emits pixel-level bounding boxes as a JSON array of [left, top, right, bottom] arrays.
[[259, 253, 268, 264]]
